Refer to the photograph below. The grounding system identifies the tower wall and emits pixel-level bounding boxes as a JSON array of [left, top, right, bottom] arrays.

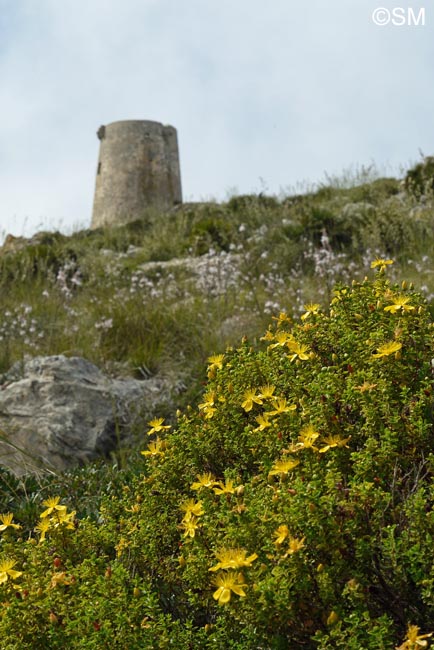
[[91, 120, 182, 229]]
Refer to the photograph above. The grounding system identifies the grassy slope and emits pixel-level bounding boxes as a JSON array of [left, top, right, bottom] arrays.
[[0, 168, 433, 504]]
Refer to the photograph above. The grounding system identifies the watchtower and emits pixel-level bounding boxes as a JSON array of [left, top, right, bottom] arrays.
[[91, 120, 182, 229]]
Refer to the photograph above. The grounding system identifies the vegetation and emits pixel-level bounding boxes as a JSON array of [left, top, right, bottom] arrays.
[[0, 160, 434, 647], [1, 163, 433, 391]]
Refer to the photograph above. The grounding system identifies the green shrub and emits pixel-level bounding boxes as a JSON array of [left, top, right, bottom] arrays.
[[362, 202, 433, 259], [187, 211, 235, 255], [227, 193, 280, 213], [346, 177, 400, 203], [0, 260, 433, 648], [300, 206, 354, 249], [0, 242, 66, 285], [404, 156, 434, 198]]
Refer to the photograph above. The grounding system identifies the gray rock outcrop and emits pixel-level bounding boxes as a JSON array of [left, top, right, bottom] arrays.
[[0, 355, 172, 476]]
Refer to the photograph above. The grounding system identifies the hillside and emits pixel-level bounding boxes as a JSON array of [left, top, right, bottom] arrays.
[[1, 166, 433, 386], [0, 161, 433, 648]]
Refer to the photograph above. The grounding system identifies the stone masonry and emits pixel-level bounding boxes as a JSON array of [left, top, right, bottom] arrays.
[[91, 120, 182, 229]]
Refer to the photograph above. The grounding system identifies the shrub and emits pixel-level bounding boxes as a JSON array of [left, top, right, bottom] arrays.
[[404, 156, 434, 199], [187, 211, 235, 255], [346, 177, 400, 203], [227, 193, 280, 213], [361, 202, 424, 258], [300, 206, 354, 250], [0, 260, 433, 648]]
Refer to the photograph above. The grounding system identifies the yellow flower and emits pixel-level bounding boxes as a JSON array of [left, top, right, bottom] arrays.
[[212, 572, 247, 604], [191, 473, 217, 491], [354, 381, 378, 392], [272, 527, 305, 553], [199, 391, 215, 408], [207, 354, 225, 371], [181, 516, 200, 538], [125, 504, 141, 514], [287, 341, 311, 362], [259, 384, 276, 400], [287, 535, 305, 554], [296, 424, 320, 450], [301, 303, 321, 320], [331, 288, 349, 304], [396, 624, 433, 650], [209, 548, 258, 572], [260, 329, 275, 342], [35, 518, 51, 542], [115, 537, 129, 558], [0, 513, 21, 532], [40, 497, 67, 519], [0, 559, 22, 584], [269, 331, 294, 349], [372, 341, 402, 358], [198, 391, 218, 419], [52, 509, 76, 530], [384, 295, 415, 314], [254, 413, 272, 431], [213, 478, 237, 495], [269, 457, 300, 478], [371, 258, 394, 272], [180, 499, 205, 521], [273, 524, 289, 545], [272, 312, 292, 327], [141, 437, 166, 457], [50, 571, 74, 588], [147, 418, 171, 435], [241, 389, 263, 412], [269, 398, 297, 416], [319, 435, 351, 454]]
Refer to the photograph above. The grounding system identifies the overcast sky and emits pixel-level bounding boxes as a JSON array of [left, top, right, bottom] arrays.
[[0, 0, 432, 241]]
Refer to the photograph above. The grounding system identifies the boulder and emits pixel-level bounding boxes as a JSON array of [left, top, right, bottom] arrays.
[[0, 355, 172, 476]]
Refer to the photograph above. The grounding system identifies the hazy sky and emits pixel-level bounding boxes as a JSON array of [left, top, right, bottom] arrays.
[[0, 1, 432, 240]]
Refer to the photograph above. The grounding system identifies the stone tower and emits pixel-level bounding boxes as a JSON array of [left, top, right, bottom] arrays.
[[91, 120, 182, 229]]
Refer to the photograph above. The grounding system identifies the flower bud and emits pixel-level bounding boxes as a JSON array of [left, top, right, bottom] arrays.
[[327, 611, 339, 626]]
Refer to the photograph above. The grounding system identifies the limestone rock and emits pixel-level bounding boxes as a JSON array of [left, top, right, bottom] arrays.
[[0, 355, 172, 476]]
